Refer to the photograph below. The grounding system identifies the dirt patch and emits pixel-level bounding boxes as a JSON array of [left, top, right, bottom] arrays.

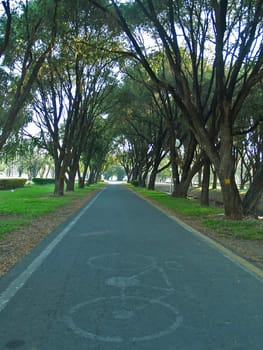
[[0, 214, 21, 220]]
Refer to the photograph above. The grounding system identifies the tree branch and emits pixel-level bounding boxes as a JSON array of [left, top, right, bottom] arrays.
[[0, 0, 11, 57]]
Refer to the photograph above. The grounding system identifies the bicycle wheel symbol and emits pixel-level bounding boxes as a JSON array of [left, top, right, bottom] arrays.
[[67, 296, 182, 343], [66, 253, 183, 343]]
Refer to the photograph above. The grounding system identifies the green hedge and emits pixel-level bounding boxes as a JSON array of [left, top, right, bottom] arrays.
[[0, 178, 27, 190], [32, 178, 55, 185]]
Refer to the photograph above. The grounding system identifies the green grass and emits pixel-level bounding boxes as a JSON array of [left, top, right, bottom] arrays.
[[130, 186, 223, 216], [0, 218, 29, 239], [128, 185, 263, 240], [0, 182, 104, 239], [202, 218, 263, 240]]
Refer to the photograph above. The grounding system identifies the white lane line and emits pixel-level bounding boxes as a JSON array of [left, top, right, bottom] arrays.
[[0, 188, 105, 313]]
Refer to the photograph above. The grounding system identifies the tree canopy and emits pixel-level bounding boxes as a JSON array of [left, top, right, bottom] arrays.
[[0, 0, 262, 218]]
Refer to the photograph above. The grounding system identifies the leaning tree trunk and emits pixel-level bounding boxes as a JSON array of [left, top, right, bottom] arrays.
[[170, 131, 200, 198], [138, 172, 146, 188], [66, 175, 75, 192], [148, 167, 158, 190], [242, 164, 263, 216]]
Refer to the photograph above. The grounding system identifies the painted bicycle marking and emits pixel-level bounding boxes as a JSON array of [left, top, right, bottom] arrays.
[[66, 253, 183, 343]]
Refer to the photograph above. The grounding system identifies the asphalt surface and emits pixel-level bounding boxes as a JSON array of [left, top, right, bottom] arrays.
[[0, 184, 263, 349]]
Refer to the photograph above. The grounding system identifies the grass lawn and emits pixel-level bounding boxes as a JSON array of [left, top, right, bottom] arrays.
[[128, 185, 263, 240], [0, 182, 104, 239]]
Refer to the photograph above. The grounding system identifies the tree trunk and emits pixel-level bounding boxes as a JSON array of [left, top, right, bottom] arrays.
[[217, 173, 243, 218], [201, 139, 243, 218], [78, 163, 88, 189], [147, 150, 168, 191], [242, 164, 263, 216], [168, 128, 180, 197], [138, 173, 146, 187], [172, 154, 203, 199], [239, 157, 245, 190], [212, 169, 217, 189], [148, 169, 157, 190], [173, 181, 189, 198], [217, 115, 243, 218], [78, 176, 85, 189], [198, 170, 202, 187], [131, 165, 139, 183], [172, 160, 202, 198], [170, 131, 200, 198], [192, 111, 243, 218], [66, 176, 75, 192], [54, 174, 65, 196], [200, 157, 210, 206], [53, 157, 68, 196], [0, 45, 52, 151], [88, 168, 98, 185], [66, 161, 78, 192]]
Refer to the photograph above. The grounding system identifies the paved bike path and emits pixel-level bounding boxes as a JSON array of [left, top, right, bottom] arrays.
[[0, 185, 263, 349]]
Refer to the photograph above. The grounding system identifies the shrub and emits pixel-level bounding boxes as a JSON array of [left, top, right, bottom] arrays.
[[32, 178, 55, 185], [0, 178, 27, 190], [131, 179, 139, 187]]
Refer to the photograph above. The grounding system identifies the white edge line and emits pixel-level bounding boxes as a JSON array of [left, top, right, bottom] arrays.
[[0, 188, 105, 313]]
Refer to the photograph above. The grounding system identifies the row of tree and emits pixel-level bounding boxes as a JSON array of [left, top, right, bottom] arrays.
[[88, 0, 263, 219], [0, 0, 117, 195], [111, 64, 262, 208], [0, 0, 263, 219]]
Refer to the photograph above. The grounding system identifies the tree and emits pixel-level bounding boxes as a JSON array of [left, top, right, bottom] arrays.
[[89, 0, 263, 218], [111, 67, 170, 188], [80, 116, 114, 185], [114, 137, 134, 183], [30, 6, 117, 195], [233, 85, 263, 215], [120, 58, 203, 195], [0, 0, 59, 150], [1, 133, 52, 178], [104, 163, 126, 181], [0, 1, 11, 57]]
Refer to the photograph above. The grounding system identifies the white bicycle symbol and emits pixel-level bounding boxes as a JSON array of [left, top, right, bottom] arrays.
[[66, 253, 183, 343]]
